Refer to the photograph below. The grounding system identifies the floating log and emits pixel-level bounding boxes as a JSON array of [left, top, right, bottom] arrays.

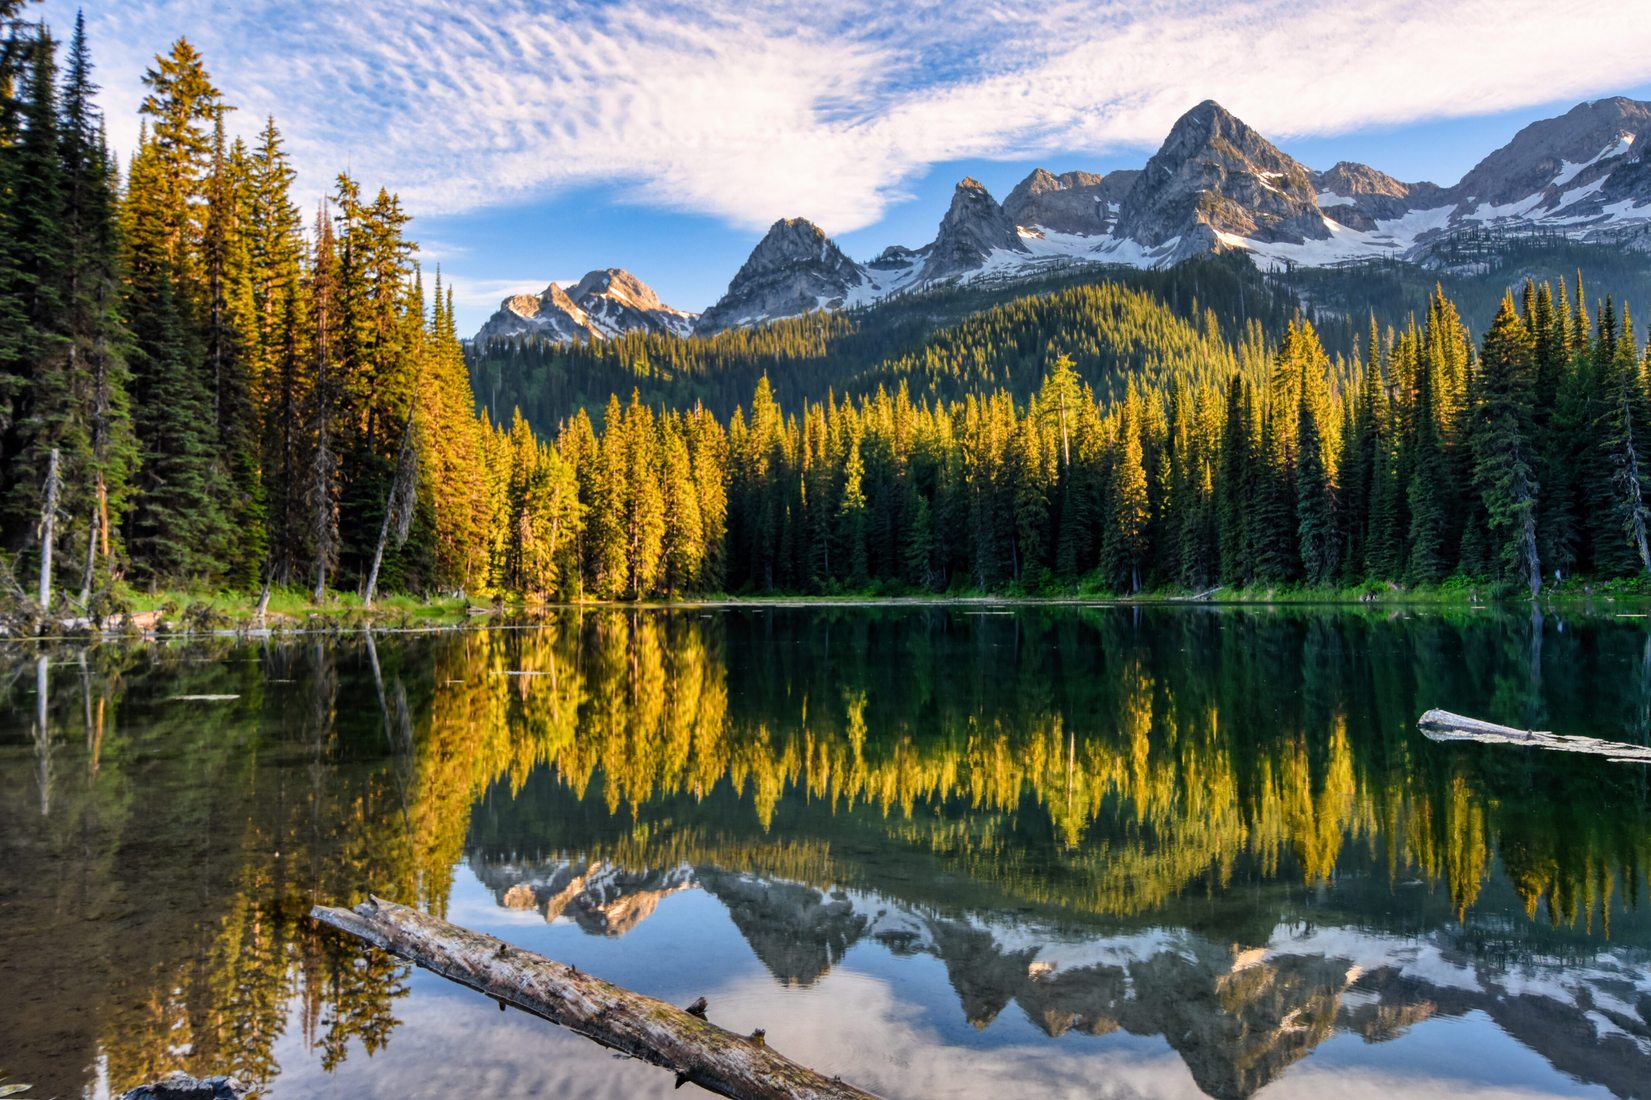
[[310, 896, 882, 1100], [1418, 709, 1651, 764]]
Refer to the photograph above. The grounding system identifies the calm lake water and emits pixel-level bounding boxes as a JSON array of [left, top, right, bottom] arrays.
[[2, 606, 1650, 1100]]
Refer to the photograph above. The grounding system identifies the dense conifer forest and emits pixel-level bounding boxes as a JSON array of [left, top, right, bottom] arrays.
[[6, 6, 1651, 604]]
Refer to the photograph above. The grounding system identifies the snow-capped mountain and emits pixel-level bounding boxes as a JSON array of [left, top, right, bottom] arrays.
[[692, 218, 867, 335], [694, 96, 1651, 331], [473, 267, 695, 345], [479, 96, 1651, 342]]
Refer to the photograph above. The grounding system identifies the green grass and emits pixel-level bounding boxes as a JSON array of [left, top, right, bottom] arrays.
[[114, 584, 485, 630]]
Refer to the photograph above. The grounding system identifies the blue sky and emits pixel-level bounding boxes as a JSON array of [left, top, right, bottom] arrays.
[[38, 0, 1651, 334]]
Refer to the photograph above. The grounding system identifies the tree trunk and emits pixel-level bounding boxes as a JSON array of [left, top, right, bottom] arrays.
[[364, 408, 418, 608], [310, 897, 882, 1100], [78, 505, 97, 606], [37, 448, 60, 610]]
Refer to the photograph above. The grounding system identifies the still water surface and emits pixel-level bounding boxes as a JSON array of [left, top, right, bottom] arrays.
[[2, 606, 1650, 1099]]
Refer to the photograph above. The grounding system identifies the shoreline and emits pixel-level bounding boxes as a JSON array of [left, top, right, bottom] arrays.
[[4, 581, 1650, 644]]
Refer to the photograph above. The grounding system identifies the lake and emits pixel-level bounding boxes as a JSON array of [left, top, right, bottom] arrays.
[[2, 605, 1649, 1099]]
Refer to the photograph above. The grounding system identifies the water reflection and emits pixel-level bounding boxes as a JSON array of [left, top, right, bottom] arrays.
[[1, 607, 1649, 1099]]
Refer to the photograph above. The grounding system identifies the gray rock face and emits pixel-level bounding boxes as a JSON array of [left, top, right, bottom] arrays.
[[1454, 97, 1651, 207], [695, 218, 868, 334], [1113, 100, 1329, 260], [1004, 168, 1124, 237], [1314, 162, 1444, 230], [1448, 97, 1651, 228], [472, 268, 694, 345], [920, 177, 1029, 282]]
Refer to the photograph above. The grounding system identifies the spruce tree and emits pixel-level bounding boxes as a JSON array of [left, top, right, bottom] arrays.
[[1296, 390, 1338, 583], [1470, 295, 1542, 595]]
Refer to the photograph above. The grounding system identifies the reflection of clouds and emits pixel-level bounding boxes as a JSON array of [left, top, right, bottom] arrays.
[[660, 967, 1209, 1100], [266, 978, 670, 1099], [259, 943, 1615, 1100]]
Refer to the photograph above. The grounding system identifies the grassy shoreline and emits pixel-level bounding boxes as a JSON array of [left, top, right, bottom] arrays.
[[8, 575, 1651, 642]]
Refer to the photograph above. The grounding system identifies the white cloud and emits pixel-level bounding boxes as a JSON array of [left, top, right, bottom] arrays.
[[40, 0, 1651, 236]]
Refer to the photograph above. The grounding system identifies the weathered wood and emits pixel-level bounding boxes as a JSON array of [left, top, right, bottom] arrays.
[[1418, 709, 1651, 764], [310, 896, 882, 1100], [37, 447, 59, 610]]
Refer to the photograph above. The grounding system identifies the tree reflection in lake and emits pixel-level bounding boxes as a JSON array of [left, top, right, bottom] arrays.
[[1, 606, 1649, 1099]]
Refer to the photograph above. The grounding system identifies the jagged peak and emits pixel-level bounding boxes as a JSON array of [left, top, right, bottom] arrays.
[[570, 268, 665, 312]]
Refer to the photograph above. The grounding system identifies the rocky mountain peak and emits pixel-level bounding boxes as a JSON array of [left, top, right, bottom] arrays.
[[570, 268, 666, 313], [1113, 99, 1329, 257], [1453, 97, 1651, 211], [1312, 162, 1445, 230], [922, 177, 1027, 283], [473, 268, 692, 345], [695, 218, 867, 335], [1003, 168, 1123, 237]]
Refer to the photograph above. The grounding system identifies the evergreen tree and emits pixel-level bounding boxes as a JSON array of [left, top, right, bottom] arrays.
[[1470, 294, 1542, 595], [1296, 389, 1338, 583], [1102, 397, 1150, 592]]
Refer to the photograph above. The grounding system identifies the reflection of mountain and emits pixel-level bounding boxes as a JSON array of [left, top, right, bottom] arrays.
[[470, 856, 695, 936], [469, 856, 1651, 1099], [13, 607, 1651, 1100], [697, 869, 868, 986]]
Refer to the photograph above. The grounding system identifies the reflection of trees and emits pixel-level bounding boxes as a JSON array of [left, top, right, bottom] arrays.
[[0, 641, 414, 1099], [6, 606, 1651, 1099], [455, 609, 1649, 933]]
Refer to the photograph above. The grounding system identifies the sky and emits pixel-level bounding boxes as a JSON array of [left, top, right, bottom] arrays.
[[35, 0, 1651, 335]]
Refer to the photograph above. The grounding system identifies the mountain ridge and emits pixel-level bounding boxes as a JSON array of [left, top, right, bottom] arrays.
[[473, 95, 1651, 343]]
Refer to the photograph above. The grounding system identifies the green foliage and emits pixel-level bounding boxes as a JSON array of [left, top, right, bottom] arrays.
[[10, 16, 1651, 604]]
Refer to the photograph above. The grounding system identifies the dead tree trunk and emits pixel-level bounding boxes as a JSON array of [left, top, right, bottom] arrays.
[[78, 504, 98, 606], [311, 897, 882, 1100], [37, 448, 60, 610], [363, 408, 418, 608]]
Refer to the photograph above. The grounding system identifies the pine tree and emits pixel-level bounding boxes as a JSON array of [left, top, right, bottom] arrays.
[[1296, 389, 1338, 583], [1406, 342, 1450, 585], [59, 13, 136, 592], [202, 113, 264, 584], [1470, 294, 1542, 595], [0, 29, 71, 556], [136, 38, 221, 289], [1102, 398, 1150, 593], [305, 205, 340, 599], [1596, 301, 1651, 575], [123, 260, 224, 580]]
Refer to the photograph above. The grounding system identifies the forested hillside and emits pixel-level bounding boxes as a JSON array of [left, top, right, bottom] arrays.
[[479, 276, 1650, 599], [467, 239, 1651, 440], [466, 255, 1308, 432], [6, 2, 1651, 605]]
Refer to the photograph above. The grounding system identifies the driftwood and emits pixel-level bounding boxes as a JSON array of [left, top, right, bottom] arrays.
[[1418, 709, 1651, 764], [311, 896, 882, 1100]]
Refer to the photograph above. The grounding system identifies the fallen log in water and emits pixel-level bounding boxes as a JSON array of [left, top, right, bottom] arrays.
[[310, 896, 882, 1100], [1418, 709, 1651, 764]]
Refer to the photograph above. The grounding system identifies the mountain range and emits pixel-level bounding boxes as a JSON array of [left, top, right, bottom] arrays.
[[468, 854, 1651, 1100], [473, 96, 1651, 343]]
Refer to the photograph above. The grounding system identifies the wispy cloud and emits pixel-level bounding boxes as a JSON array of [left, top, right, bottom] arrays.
[[45, 0, 1651, 234]]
